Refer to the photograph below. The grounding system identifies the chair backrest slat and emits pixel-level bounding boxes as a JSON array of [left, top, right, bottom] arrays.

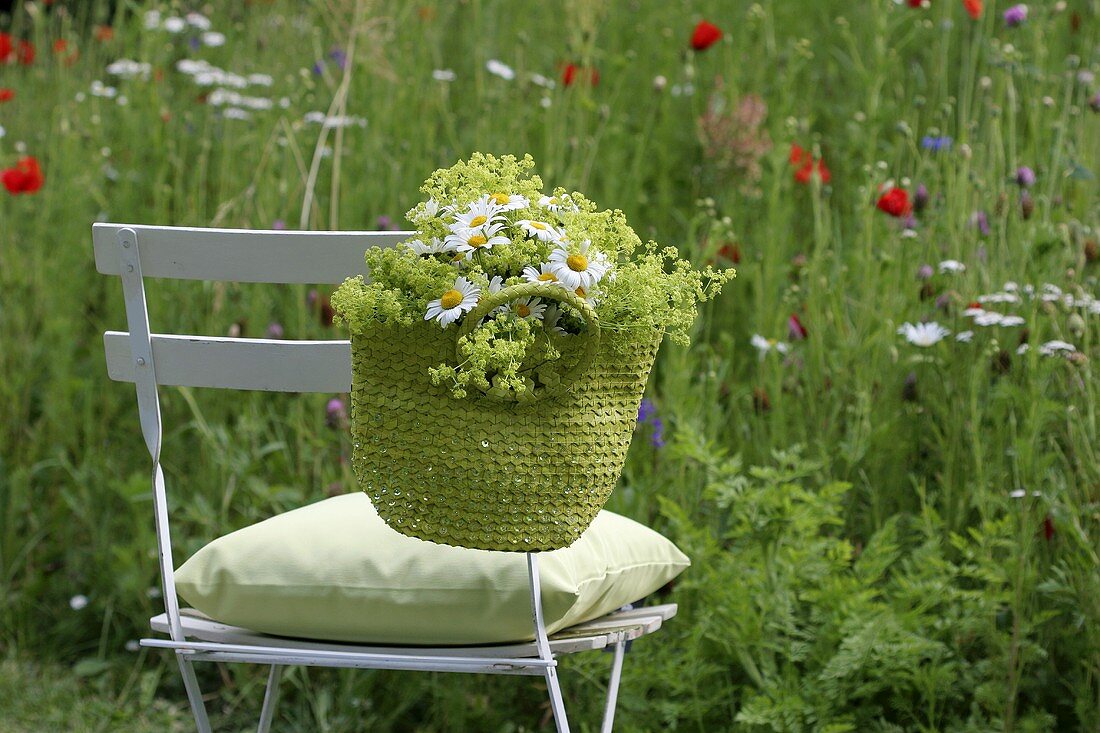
[[93, 223, 410, 283], [104, 332, 352, 393]]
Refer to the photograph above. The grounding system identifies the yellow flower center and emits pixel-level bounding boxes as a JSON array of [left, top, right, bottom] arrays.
[[469, 215, 487, 227], [467, 234, 488, 247], [566, 254, 589, 272], [531, 221, 547, 230], [440, 289, 463, 309], [516, 303, 531, 318], [491, 193, 510, 205], [537, 272, 557, 282], [574, 287, 587, 299]]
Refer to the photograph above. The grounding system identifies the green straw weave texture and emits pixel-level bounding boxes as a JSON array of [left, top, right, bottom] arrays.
[[349, 321, 662, 551]]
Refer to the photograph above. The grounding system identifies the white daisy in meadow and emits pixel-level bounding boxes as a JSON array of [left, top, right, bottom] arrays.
[[956, 330, 974, 342], [999, 315, 1026, 327], [539, 195, 578, 213], [445, 224, 511, 258], [1017, 343, 1031, 355], [939, 259, 966, 274], [979, 292, 1021, 304], [452, 196, 505, 230], [963, 304, 985, 317], [548, 240, 611, 290], [504, 296, 547, 322], [516, 219, 564, 242], [486, 193, 529, 211], [1039, 340, 1076, 357], [407, 238, 451, 256], [897, 322, 950, 346], [974, 311, 1005, 327], [425, 277, 480, 327], [485, 59, 516, 80], [523, 263, 561, 285], [750, 334, 790, 358]]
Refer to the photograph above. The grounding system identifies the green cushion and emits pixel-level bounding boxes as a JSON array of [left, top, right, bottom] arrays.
[[174, 493, 689, 645]]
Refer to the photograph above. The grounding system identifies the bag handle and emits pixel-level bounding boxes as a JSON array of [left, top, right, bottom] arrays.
[[455, 282, 601, 402]]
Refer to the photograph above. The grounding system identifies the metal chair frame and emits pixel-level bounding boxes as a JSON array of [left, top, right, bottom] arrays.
[[94, 223, 676, 733]]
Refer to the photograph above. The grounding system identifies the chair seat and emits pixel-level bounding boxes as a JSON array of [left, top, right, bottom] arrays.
[[149, 603, 677, 659]]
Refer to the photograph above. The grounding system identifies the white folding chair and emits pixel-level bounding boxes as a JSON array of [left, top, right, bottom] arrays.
[[93, 223, 677, 733]]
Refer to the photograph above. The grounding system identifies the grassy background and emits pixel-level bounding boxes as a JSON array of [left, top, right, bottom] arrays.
[[1, 0, 1098, 730]]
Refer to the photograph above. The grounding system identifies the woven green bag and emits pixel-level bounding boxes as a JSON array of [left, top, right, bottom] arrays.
[[349, 281, 662, 552]]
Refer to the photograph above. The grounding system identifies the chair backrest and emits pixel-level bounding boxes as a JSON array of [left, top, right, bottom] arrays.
[[94, 222, 409, 641]]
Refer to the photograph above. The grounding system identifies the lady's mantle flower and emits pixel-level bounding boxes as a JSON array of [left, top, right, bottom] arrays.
[[1004, 4, 1028, 26], [549, 240, 610, 290], [751, 334, 790, 358], [898, 322, 950, 346], [425, 277, 480, 327], [516, 219, 564, 242]]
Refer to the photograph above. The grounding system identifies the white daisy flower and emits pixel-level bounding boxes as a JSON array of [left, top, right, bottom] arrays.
[[938, 259, 966, 273], [974, 311, 1005, 327], [69, 595, 89, 611], [487, 193, 529, 211], [407, 238, 451, 255], [538, 195, 571, 213], [1017, 343, 1031, 355], [162, 16, 186, 33], [486, 59, 516, 80], [897, 322, 950, 346], [956, 330, 974, 342], [432, 69, 457, 82], [445, 224, 511, 257], [750, 334, 790, 358], [516, 219, 564, 242], [1039, 340, 1076, 357], [999, 315, 1026, 327], [504, 296, 547, 322], [202, 32, 227, 47], [451, 196, 505, 230], [963, 306, 985, 317], [978, 292, 1022, 304], [543, 304, 568, 335], [548, 240, 611, 290], [570, 285, 602, 307], [425, 277, 480, 327], [1004, 281, 1019, 292], [488, 275, 505, 294], [523, 263, 561, 286]]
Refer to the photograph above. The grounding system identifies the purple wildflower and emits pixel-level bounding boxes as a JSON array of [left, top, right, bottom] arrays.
[[649, 417, 666, 448], [329, 48, 348, 69], [266, 322, 284, 339], [307, 288, 319, 307], [326, 397, 347, 429], [970, 211, 990, 237], [638, 398, 656, 423], [272, 219, 287, 230], [1090, 92, 1100, 113], [188, 36, 201, 51], [920, 135, 953, 152], [311, 61, 324, 76], [914, 183, 930, 213], [376, 215, 398, 231], [917, 264, 935, 281], [1003, 4, 1028, 26], [1015, 166, 1036, 188]]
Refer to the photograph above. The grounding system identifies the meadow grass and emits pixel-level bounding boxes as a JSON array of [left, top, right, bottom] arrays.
[[0, 0, 1098, 730]]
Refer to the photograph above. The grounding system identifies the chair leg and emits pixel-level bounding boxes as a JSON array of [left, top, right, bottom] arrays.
[[176, 654, 212, 733], [257, 665, 283, 733], [600, 640, 627, 733], [544, 665, 572, 733]]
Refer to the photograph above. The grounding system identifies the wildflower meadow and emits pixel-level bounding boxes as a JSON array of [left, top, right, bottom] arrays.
[[1, 0, 1098, 730]]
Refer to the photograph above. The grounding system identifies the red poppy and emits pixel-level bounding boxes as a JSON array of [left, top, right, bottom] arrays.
[[717, 242, 741, 264], [94, 26, 115, 43], [963, 0, 982, 19], [907, 0, 925, 6], [1043, 515, 1055, 541], [562, 63, 599, 87], [789, 143, 831, 184], [2, 156, 45, 195], [0, 33, 11, 63], [788, 313, 808, 340], [16, 39, 34, 65], [53, 39, 69, 54], [690, 20, 722, 51], [876, 187, 912, 217], [0, 88, 13, 103]]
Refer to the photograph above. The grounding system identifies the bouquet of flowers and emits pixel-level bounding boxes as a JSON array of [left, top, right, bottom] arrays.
[[331, 153, 733, 550], [333, 153, 733, 401]]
